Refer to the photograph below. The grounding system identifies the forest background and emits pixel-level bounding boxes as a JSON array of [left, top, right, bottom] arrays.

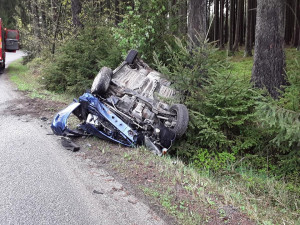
[[0, 0, 299, 223]]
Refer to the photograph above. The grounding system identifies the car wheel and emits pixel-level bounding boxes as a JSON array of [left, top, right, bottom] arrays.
[[91, 67, 113, 95], [169, 104, 189, 137], [125, 50, 138, 64], [0, 62, 5, 74]]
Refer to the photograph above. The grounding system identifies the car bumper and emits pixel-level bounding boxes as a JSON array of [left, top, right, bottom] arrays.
[[51, 93, 137, 147]]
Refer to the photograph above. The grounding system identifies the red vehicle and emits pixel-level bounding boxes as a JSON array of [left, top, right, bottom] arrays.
[[0, 18, 5, 73], [0, 18, 19, 73]]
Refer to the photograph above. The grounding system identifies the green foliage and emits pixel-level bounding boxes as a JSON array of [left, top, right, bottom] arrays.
[[112, 0, 180, 64], [156, 38, 262, 157], [280, 59, 300, 111], [42, 26, 122, 94], [192, 149, 236, 172], [0, 0, 18, 28], [156, 38, 300, 183], [258, 100, 300, 149], [19, 30, 43, 64], [255, 61, 300, 181]]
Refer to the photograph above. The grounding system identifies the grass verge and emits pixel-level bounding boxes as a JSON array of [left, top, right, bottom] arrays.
[[7, 59, 74, 102], [96, 143, 299, 224]]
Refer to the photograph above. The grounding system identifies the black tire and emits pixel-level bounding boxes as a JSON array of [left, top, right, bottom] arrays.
[[91, 67, 113, 95], [169, 104, 189, 137], [0, 63, 4, 74], [125, 49, 138, 64]]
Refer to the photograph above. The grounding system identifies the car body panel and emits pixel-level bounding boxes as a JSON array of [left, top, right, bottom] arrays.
[[0, 19, 5, 69], [51, 93, 137, 147], [51, 101, 81, 135], [78, 93, 137, 145], [5, 29, 19, 52]]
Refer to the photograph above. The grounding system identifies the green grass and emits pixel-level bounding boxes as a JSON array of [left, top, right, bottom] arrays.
[[285, 47, 300, 72], [141, 186, 195, 223], [8, 59, 35, 91], [7, 58, 74, 102], [214, 47, 300, 80]]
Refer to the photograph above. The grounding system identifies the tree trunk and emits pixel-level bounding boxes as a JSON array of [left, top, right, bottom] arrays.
[[239, 0, 245, 45], [207, 0, 210, 32], [251, 0, 286, 99], [219, 0, 225, 48], [233, 0, 244, 51], [285, 0, 293, 45], [38, 2, 47, 37], [178, 0, 187, 35], [293, 0, 299, 47], [228, 0, 235, 55], [115, 0, 120, 25], [214, 0, 220, 45], [31, 0, 40, 38], [298, 27, 300, 50], [52, 2, 63, 55], [207, 0, 214, 41], [225, 0, 229, 43], [51, 0, 59, 34], [71, 0, 83, 28], [188, 0, 207, 47], [233, 0, 237, 40], [250, 0, 256, 48], [244, 0, 252, 56], [169, 0, 177, 34]]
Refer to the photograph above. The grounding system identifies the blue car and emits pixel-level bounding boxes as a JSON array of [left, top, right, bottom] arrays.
[[51, 50, 189, 155]]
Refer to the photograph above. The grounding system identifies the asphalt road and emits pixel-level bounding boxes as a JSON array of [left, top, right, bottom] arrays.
[[0, 51, 165, 225]]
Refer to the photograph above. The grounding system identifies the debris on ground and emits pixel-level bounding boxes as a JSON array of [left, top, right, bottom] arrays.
[[61, 137, 80, 152]]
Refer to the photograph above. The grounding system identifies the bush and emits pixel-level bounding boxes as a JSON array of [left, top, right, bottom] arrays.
[[255, 61, 300, 181], [42, 26, 122, 95], [156, 38, 300, 183], [156, 39, 263, 163]]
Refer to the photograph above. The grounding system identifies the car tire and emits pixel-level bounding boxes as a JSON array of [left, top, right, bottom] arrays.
[[169, 104, 189, 137], [91, 67, 113, 95], [0, 62, 5, 74], [125, 50, 138, 64]]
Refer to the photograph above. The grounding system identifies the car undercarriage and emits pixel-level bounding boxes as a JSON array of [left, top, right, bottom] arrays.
[[51, 50, 189, 155]]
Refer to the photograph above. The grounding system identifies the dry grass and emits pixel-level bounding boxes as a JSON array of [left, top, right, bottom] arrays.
[[91, 142, 299, 225]]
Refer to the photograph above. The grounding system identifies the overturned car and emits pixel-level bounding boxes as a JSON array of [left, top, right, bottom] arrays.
[[51, 50, 189, 155]]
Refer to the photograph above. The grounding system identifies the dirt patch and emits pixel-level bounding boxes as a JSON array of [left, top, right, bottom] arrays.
[[5, 90, 255, 225], [3, 95, 67, 120]]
